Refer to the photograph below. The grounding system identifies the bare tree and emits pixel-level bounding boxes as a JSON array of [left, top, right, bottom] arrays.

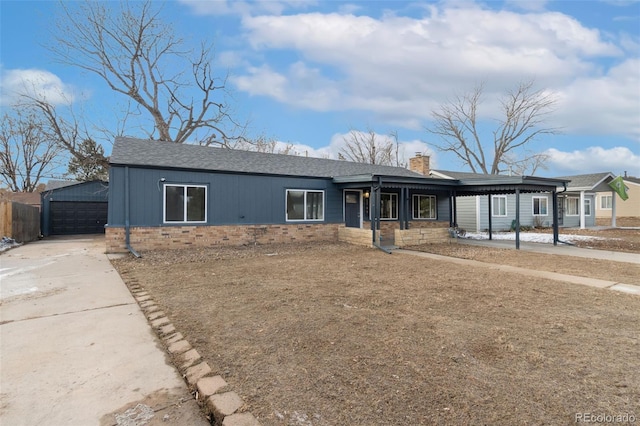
[[24, 96, 111, 170], [427, 80, 559, 175], [48, 0, 243, 146], [235, 134, 297, 155], [340, 129, 397, 165], [0, 107, 63, 192]]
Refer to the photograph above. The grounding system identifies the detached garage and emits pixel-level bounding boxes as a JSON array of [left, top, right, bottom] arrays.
[[41, 181, 109, 236]]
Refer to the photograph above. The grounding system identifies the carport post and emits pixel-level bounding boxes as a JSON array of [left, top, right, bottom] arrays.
[[487, 194, 492, 240], [370, 186, 377, 243], [404, 187, 410, 230], [448, 190, 454, 227], [452, 190, 458, 227], [515, 189, 520, 250], [399, 187, 405, 230], [552, 190, 559, 246]]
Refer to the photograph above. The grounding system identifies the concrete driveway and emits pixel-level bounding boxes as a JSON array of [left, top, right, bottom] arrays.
[[0, 236, 208, 426]]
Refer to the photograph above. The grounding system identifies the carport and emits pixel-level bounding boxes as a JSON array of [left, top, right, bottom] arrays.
[[335, 174, 570, 250], [452, 175, 570, 249], [40, 180, 109, 236]]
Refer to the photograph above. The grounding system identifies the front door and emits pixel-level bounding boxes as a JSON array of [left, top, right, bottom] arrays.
[[344, 190, 361, 228]]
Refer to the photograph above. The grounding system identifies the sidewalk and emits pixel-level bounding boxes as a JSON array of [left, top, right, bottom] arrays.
[[0, 236, 209, 426], [458, 238, 640, 264], [395, 241, 640, 296]]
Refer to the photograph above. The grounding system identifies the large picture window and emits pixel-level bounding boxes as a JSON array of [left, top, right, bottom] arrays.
[[164, 184, 207, 223], [413, 195, 437, 219], [566, 197, 579, 216], [286, 190, 324, 221], [492, 195, 507, 217], [532, 196, 548, 216], [380, 193, 398, 220]]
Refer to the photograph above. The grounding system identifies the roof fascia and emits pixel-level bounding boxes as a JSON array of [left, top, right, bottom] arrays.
[[333, 174, 460, 187], [429, 170, 455, 179], [110, 162, 335, 181]]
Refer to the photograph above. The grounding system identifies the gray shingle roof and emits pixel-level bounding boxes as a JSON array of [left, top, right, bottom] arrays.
[[44, 180, 81, 190], [431, 169, 492, 179], [110, 137, 423, 178], [554, 172, 614, 190]]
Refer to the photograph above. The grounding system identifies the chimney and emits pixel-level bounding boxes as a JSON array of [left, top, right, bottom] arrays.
[[409, 153, 430, 176]]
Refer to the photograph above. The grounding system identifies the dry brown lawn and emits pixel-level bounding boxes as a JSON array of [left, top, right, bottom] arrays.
[[112, 234, 640, 426]]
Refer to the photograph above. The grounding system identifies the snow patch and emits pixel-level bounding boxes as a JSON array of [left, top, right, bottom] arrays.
[[463, 232, 607, 244]]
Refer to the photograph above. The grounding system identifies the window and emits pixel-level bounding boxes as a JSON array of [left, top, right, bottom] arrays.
[[413, 195, 437, 219], [492, 195, 507, 217], [164, 184, 207, 223], [532, 196, 548, 216], [600, 195, 612, 209], [566, 197, 579, 216], [286, 190, 324, 221], [380, 193, 398, 220], [584, 199, 591, 216]]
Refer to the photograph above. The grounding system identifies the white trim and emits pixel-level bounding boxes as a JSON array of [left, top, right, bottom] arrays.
[[532, 195, 549, 216], [475, 195, 481, 233], [491, 195, 507, 217], [429, 170, 456, 179], [579, 191, 586, 229], [285, 189, 325, 222], [599, 194, 613, 210], [163, 183, 208, 224], [584, 198, 592, 216], [566, 197, 580, 216]]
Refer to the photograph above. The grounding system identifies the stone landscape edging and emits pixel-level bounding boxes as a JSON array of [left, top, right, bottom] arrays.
[[125, 280, 262, 426]]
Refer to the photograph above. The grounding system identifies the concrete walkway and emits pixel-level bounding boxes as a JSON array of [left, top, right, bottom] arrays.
[[0, 236, 209, 426], [395, 241, 640, 296], [457, 238, 640, 264]]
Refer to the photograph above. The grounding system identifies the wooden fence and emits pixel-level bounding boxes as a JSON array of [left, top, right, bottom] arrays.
[[0, 201, 40, 243]]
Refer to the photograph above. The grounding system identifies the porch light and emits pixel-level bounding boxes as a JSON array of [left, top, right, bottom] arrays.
[[364, 191, 370, 198]]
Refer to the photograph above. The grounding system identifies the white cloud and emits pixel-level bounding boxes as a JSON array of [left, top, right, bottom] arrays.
[[553, 59, 640, 140], [0, 68, 77, 106], [232, 62, 341, 110], [234, 4, 624, 127], [545, 146, 640, 176]]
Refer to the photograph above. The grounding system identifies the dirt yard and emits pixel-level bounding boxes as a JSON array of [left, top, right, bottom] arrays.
[[112, 227, 640, 426]]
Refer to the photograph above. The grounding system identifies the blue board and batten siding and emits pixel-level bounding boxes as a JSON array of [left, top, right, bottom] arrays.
[[108, 166, 344, 227]]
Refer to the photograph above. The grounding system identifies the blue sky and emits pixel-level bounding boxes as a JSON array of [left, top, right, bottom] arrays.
[[1, 0, 639, 178]]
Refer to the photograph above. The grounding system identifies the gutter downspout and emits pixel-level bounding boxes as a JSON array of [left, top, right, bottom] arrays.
[[124, 166, 141, 258], [555, 183, 571, 246], [372, 176, 391, 254]]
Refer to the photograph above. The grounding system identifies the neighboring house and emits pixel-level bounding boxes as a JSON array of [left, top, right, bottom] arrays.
[[431, 170, 614, 232], [107, 138, 569, 253], [595, 174, 640, 223], [41, 180, 109, 236], [555, 172, 616, 228]]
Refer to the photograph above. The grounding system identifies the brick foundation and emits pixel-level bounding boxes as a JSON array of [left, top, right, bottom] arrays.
[[106, 223, 340, 253]]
